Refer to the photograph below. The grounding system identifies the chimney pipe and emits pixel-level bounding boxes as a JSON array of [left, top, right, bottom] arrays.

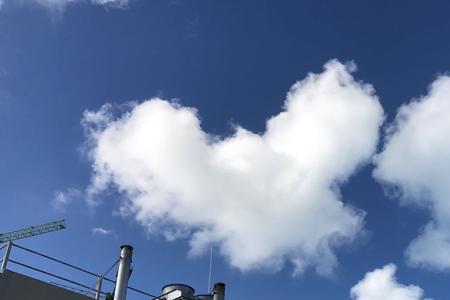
[[114, 245, 133, 300], [212, 283, 225, 300]]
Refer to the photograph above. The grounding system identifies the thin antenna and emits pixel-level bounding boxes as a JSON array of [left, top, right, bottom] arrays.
[[208, 245, 213, 294]]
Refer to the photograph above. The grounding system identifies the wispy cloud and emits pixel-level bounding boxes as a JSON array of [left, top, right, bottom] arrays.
[[82, 60, 385, 276], [92, 227, 116, 237], [351, 264, 432, 300], [374, 75, 450, 271], [52, 188, 82, 213], [1, 0, 130, 12]]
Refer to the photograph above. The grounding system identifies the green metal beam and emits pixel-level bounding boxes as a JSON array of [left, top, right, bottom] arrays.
[[0, 220, 65, 243]]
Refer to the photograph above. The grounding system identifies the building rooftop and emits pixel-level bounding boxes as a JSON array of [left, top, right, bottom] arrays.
[[0, 241, 225, 300]]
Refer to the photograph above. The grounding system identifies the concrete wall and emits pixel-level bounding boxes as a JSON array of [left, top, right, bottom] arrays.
[[0, 269, 94, 300]]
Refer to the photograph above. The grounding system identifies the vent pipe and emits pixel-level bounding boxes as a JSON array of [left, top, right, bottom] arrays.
[[114, 245, 133, 300], [212, 283, 225, 300]]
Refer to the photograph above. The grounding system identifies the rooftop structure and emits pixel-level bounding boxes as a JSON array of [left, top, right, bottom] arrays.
[[0, 241, 225, 300], [0, 220, 65, 243]]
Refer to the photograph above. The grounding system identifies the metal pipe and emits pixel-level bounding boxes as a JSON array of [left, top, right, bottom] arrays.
[[212, 282, 225, 300], [114, 245, 133, 300], [0, 241, 12, 273]]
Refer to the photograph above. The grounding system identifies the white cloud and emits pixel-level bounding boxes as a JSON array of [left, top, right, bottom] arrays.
[[374, 75, 450, 271], [90, 0, 128, 4], [350, 264, 432, 300], [92, 227, 115, 236], [1, 0, 129, 11], [52, 188, 81, 212], [82, 60, 385, 275]]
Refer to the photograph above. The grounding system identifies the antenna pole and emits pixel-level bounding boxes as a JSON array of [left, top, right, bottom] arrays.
[[208, 245, 213, 293]]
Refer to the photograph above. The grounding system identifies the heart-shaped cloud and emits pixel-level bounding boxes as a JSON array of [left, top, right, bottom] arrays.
[[83, 60, 384, 275]]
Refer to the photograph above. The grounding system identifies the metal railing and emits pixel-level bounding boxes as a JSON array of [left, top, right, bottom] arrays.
[[0, 241, 158, 300]]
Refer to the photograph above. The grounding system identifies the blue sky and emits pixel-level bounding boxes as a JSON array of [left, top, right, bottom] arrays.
[[1, 1, 450, 299]]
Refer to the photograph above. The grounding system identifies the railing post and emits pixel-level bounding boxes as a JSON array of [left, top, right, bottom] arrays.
[[95, 276, 103, 300], [1, 241, 13, 273]]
